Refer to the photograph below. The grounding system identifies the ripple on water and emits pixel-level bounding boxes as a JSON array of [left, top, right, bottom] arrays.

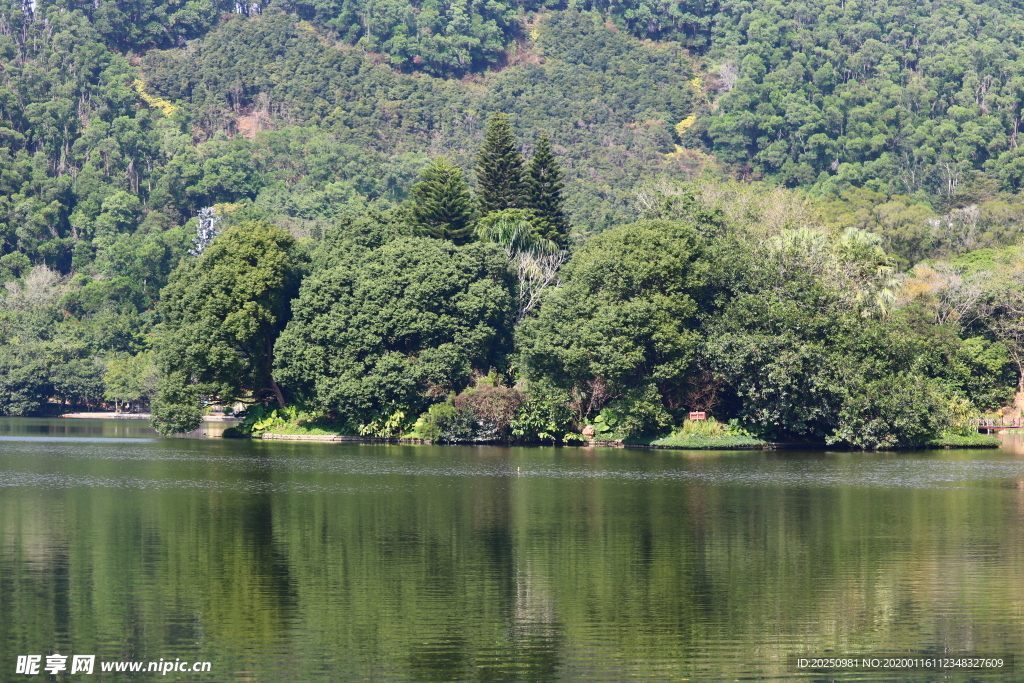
[[3, 439, 1024, 490], [2, 425, 1023, 682]]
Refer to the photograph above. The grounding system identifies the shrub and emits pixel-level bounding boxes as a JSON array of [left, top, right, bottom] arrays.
[[414, 383, 524, 442], [415, 400, 475, 442], [829, 374, 951, 449], [454, 384, 523, 440], [509, 381, 577, 442]]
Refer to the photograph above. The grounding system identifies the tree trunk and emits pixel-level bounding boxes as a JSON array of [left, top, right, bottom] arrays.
[[266, 336, 286, 408], [269, 376, 286, 408]]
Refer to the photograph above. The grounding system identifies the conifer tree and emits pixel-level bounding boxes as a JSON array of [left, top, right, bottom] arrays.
[[408, 157, 476, 245], [526, 133, 571, 248], [476, 114, 526, 214]]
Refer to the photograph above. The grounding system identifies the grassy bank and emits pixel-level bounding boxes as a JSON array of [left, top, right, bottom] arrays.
[[924, 433, 1001, 448], [626, 434, 767, 450], [260, 421, 347, 437], [622, 417, 767, 450], [233, 407, 997, 451]]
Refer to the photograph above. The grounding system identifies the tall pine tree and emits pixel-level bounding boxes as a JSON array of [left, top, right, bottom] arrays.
[[526, 133, 571, 248], [476, 114, 526, 214], [408, 158, 477, 245]]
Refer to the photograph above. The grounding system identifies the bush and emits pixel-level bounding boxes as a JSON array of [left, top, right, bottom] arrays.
[[414, 383, 524, 442], [829, 374, 951, 449], [675, 416, 729, 438], [509, 381, 577, 442], [925, 433, 1000, 448], [624, 417, 766, 449], [454, 384, 524, 441], [415, 400, 475, 442]]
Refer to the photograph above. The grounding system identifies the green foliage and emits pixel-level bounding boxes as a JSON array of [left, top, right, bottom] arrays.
[[830, 374, 952, 450], [152, 221, 307, 434], [517, 218, 716, 436], [943, 395, 980, 438], [508, 380, 575, 442], [407, 158, 477, 244], [273, 237, 515, 430], [231, 403, 362, 437], [0, 253, 32, 284], [414, 400, 475, 442], [696, 0, 1024, 197], [239, 404, 303, 435], [475, 209, 553, 253], [701, 225, 1014, 447], [617, 414, 765, 449], [4, 0, 1024, 448], [0, 8, 157, 265], [601, 384, 674, 438], [925, 432, 1000, 448], [40, 0, 234, 51], [590, 408, 620, 438], [476, 114, 526, 215], [817, 188, 1024, 265], [13, 347, 105, 412], [644, 434, 765, 449], [103, 351, 159, 409], [357, 409, 409, 438], [525, 133, 570, 248], [0, 344, 51, 416], [0, 263, 145, 414], [139, 10, 697, 231], [311, 210, 410, 271], [149, 371, 204, 434], [275, 0, 518, 76], [674, 416, 727, 438], [412, 381, 528, 442]]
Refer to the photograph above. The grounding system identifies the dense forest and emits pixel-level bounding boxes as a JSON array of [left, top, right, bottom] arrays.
[[4, 0, 1024, 447]]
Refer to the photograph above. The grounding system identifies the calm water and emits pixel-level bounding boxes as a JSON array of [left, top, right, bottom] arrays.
[[3, 419, 1024, 681]]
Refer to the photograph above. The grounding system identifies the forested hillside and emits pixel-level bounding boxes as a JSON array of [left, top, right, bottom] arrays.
[[4, 0, 1024, 447]]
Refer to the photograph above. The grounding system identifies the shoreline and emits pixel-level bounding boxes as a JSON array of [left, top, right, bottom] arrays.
[[259, 433, 755, 448], [59, 412, 242, 422], [60, 412, 152, 419], [258, 433, 1000, 450], [32, 418, 1000, 450]]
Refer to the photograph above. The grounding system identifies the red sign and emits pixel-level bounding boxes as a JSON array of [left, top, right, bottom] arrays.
[[689, 411, 706, 421]]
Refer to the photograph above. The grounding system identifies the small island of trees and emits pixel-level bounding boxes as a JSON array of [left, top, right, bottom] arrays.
[[6, 0, 1024, 449], [136, 116, 1018, 450]]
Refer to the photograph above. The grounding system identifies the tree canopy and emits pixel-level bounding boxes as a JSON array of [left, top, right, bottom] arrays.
[[407, 158, 477, 244], [476, 114, 526, 215], [525, 134, 571, 248], [273, 237, 515, 434], [517, 218, 716, 434], [152, 221, 306, 434], [4, 0, 1024, 447]]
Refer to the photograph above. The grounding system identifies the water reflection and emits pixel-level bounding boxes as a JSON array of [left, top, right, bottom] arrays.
[[1, 419, 1024, 681]]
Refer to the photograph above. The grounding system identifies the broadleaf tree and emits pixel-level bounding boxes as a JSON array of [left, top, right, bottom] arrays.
[[517, 218, 717, 435], [273, 237, 515, 435], [151, 220, 307, 435]]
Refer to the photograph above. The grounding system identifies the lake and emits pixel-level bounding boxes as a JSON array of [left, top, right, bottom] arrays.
[[2, 417, 1024, 681]]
